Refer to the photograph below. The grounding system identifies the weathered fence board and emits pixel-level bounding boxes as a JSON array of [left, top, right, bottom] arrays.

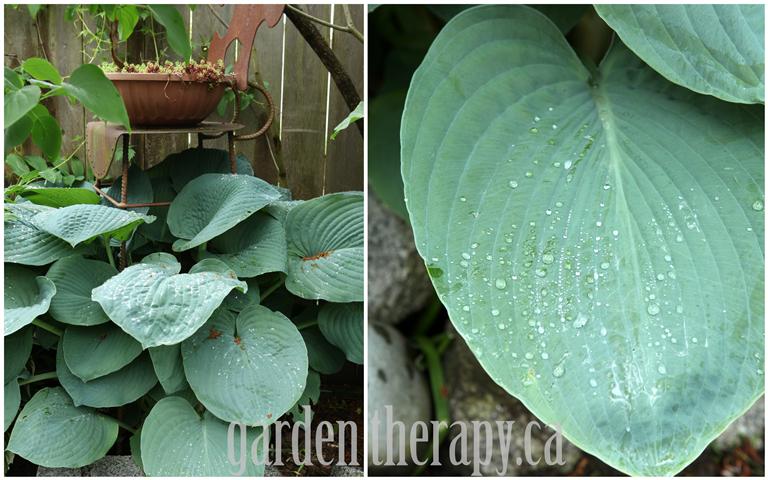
[[3, 4, 363, 197]]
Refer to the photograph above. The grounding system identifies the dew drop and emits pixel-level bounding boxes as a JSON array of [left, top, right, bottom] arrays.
[[589, 378, 598, 388], [498, 323, 506, 330], [647, 303, 660, 315], [541, 352, 549, 360], [491, 309, 500, 317], [529, 127, 539, 134], [657, 365, 667, 375], [574, 312, 588, 328], [600, 326, 607, 336], [535, 268, 547, 277], [600, 262, 610, 270], [752, 200, 764, 211], [459, 196, 467, 202], [552, 360, 565, 378], [525, 171, 534, 178], [495, 278, 507, 290], [524, 352, 534, 360], [656, 273, 665, 281], [564, 160, 572, 170], [509, 180, 518, 189], [542, 253, 554, 265], [461, 252, 471, 260], [462, 305, 470, 312]]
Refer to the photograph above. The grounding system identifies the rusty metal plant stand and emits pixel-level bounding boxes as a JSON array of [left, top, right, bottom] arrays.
[[85, 5, 284, 269]]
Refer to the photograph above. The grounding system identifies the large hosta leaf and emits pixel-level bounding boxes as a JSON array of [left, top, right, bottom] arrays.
[[4, 264, 56, 335], [401, 5, 764, 476], [318, 302, 364, 364], [181, 305, 308, 426], [595, 4, 764, 104], [5, 378, 21, 431], [168, 173, 281, 252], [285, 192, 364, 302], [57, 347, 157, 408], [92, 253, 246, 347], [141, 396, 266, 476], [8, 387, 118, 467], [148, 344, 188, 394], [4, 203, 85, 265], [5, 327, 33, 383], [46, 255, 116, 326], [166, 148, 253, 192], [62, 323, 143, 381], [31, 204, 155, 246], [201, 212, 288, 277]]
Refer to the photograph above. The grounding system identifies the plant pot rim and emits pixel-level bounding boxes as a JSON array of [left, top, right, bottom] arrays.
[[105, 72, 235, 84]]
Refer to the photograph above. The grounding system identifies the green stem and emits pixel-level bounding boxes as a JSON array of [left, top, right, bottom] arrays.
[[18, 371, 58, 386], [32, 319, 63, 336], [100, 414, 138, 435], [104, 236, 116, 268], [413, 296, 442, 336], [260, 275, 285, 302], [296, 319, 318, 330], [413, 335, 450, 475]]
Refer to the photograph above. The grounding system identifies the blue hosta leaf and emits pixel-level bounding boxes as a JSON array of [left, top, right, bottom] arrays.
[[101, 165, 154, 214], [4, 378, 21, 432], [8, 387, 118, 467], [31, 204, 155, 247], [318, 302, 364, 364], [220, 278, 261, 313], [201, 212, 287, 277], [285, 192, 364, 302], [401, 5, 763, 476], [148, 344, 189, 394], [5, 327, 33, 383], [141, 396, 266, 476], [288, 370, 321, 424], [4, 203, 86, 266], [264, 200, 304, 224], [301, 326, 345, 375], [181, 305, 308, 426], [57, 347, 157, 408], [166, 148, 253, 192], [4, 264, 56, 335], [46, 255, 116, 326], [62, 323, 143, 381], [595, 4, 765, 104], [92, 253, 246, 347], [168, 173, 281, 252]]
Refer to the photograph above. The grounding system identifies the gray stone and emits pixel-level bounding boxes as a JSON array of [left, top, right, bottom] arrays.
[[38, 456, 142, 477], [712, 396, 764, 451], [86, 456, 143, 476], [368, 191, 433, 325], [330, 464, 364, 476], [437, 324, 581, 476], [37, 466, 83, 476], [368, 323, 432, 473]]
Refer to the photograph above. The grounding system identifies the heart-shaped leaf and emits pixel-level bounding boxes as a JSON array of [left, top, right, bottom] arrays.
[[57, 347, 157, 408], [63, 64, 130, 129], [285, 192, 364, 302], [166, 148, 253, 192], [46, 255, 116, 326], [301, 326, 345, 375], [201, 212, 287, 277], [4, 264, 56, 335], [5, 327, 33, 383], [141, 396, 266, 476], [401, 5, 763, 476], [595, 4, 765, 104], [167, 173, 281, 252], [31, 204, 155, 247], [148, 344, 188, 394], [62, 323, 143, 381], [8, 387, 118, 467], [92, 253, 246, 347], [318, 302, 364, 364], [182, 305, 308, 426], [288, 370, 321, 424], [5, 85, 40, 127], [4, 203, 86, 266]]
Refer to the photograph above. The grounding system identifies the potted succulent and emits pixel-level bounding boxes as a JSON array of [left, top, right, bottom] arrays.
[[101, 60, 233, 126]]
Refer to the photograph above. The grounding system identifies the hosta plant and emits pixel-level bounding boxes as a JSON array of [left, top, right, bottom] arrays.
[[4, 147, 363, 475], [400, 4, 763, 476]]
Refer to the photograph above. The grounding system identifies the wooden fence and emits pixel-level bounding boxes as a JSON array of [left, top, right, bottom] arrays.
[[3, 4, 363, 199]]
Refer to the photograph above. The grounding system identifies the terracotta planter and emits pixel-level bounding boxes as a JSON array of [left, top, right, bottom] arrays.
[[106, 73, 234, 127]]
